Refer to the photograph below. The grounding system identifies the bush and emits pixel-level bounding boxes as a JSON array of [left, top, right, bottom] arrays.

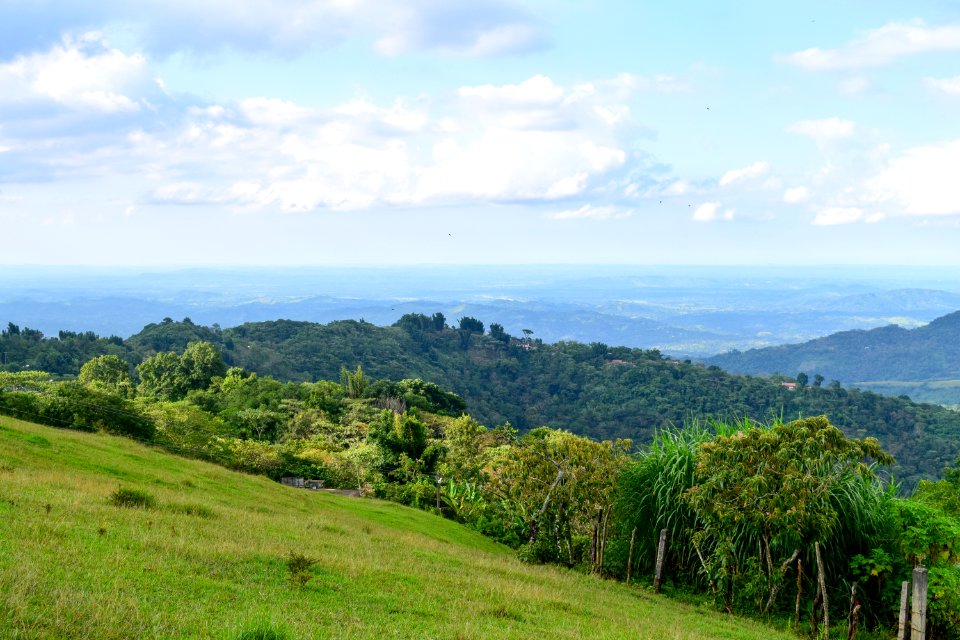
[[110, 487, 156, 509], [236, 626, 293, 640], [286, 551, 316, 587]]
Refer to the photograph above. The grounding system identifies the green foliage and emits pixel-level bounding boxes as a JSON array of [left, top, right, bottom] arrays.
[[365, 378, 467, 416], [683, 417, 892, 613], [235, 627, 293, 640], [0, 379, 155, 440], [339, 365, 367, 399], [458, 317, 484, 334], [77, 354, 133, 396], [137, 342, 226, 401], [286, 551, 317, 588], [110, 487, 156, 509]]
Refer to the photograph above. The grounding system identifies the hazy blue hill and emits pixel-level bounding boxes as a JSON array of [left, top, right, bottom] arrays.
[[706, 310, 960, 380], [705, 310, 960, 405]]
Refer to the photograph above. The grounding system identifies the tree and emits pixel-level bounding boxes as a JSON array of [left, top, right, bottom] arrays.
[[431, 312, 446, 331], [78, 355, 133, 397], [458, 317, 484, 334], [683, 416, 893, 614], [489, 323, 509, 343], [796, 372, 808, 391], [136, 342, 226, 401], [813, 373, 825, 388], [340, 365, 368, 399]]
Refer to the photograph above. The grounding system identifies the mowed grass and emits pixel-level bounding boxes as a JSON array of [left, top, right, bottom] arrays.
[[0, 417, 791, 640]]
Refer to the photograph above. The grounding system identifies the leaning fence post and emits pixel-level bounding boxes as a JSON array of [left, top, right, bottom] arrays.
[[898, 581, 909, 640], [912, 567, 928, 640], [653, 528, 667, 593], [815, 541, 829, 634], [626, 527, 637, 584]]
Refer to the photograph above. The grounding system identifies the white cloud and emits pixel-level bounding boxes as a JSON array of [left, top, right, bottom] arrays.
[[783, 186, 811, 204], [780, 20, 960, 70], [458, 75, 564, 107], [0, 0, 547, 59], [0, 34, 155, 113], [864, 139, 960, 216], [111, 73, 645, 212], [924, 76, 960, 96], [719, 161, 768, 187], [692, 202, 734, 222], [548, 205, 633, 220], [813, 207, 863, 225], [786, 117, 856, 146]]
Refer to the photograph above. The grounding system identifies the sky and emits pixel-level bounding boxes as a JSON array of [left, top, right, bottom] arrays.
[[2, 0, 960, 266]]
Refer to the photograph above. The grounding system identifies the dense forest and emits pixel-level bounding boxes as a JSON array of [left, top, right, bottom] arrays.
[[3, 315, 960, 486]]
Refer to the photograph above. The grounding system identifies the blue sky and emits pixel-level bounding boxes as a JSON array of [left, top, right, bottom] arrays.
[[2, 0, 960, 266]]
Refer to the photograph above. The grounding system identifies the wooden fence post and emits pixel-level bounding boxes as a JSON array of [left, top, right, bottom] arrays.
[[794, 558, 802, 630], [815, 542, 829, 634], [912, 567, 928, 640], [898, 581, 909, 640], [626, 527, 637, 584], [653, 528, 667, 593]]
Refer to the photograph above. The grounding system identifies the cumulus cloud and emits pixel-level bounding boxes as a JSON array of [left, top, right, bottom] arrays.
[[718, 161, 768, 187], [0, 0, 547, 59], [786, 117, 856, 146], [780, 20, 960, 70], [115, 73, 642, 212], [864, 139, 960, 216], [813, 207, 863, 225], [0, 33, 156, 113], [692, 202, 734, 222], [924, 76, 960, 96], [783, 186, 810, 204]]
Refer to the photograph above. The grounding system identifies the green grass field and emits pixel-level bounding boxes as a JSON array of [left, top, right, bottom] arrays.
[[0, 417, 792, 640]]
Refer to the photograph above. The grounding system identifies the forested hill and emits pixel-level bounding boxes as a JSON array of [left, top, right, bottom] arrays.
[[4, 315, 960, 486], [704, 310, 960, 402]]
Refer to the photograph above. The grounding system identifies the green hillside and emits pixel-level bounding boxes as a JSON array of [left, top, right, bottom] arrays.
[[705, 310, 960, 405], [127, 317, 960, 487], [5, 316, 960, 487], [0, 416, 789, 640]]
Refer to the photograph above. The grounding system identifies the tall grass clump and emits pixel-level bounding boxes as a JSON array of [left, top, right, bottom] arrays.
[[612, 420, 720, 584], [109, 487, 156, 509]]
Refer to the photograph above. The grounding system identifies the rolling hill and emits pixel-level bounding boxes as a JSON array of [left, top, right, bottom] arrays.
[[0, 415, 789, 640], [705, 309, 960, 406]]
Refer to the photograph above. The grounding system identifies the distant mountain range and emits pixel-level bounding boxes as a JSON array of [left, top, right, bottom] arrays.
[[5, 266, 960, 358], [706, 309, 960, 406]]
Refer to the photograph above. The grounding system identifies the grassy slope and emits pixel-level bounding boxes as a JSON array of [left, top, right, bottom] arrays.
[[0, 418, 791, 640]]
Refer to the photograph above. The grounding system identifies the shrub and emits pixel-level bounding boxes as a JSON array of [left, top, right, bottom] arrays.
[[236, 626, 293, 640], [110, 487, 156, 509], [286, 551, 316, 587]]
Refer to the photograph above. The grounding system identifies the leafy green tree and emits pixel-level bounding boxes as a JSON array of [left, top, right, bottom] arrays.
[[340, 365, 368, 399], [458, 317, 484, 334], [137, 342, 226, 401], [795, 371, 808, 390], [683, 416, 892, 614], [489, 323, 509, 343], [78, 355, 133, 396]]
